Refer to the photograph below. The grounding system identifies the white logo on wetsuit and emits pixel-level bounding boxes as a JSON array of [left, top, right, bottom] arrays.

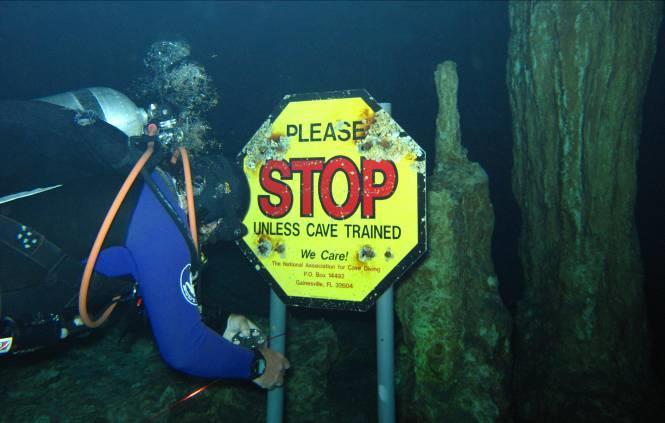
[[179, 263, 198, 306], [0, 337, 12, 354]]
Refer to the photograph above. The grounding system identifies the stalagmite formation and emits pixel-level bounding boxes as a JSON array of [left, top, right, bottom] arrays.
[[395, 61, 511, 422], [507, 1, 663, 420]]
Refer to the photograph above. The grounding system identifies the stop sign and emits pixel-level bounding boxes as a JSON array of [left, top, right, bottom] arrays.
[[237, 90, 426, 311]]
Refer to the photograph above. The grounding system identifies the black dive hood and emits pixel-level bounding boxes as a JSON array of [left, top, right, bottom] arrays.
[[192, 153, 249, 243]]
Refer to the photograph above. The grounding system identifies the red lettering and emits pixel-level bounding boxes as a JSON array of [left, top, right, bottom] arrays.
[[319, 157, 360, 220], [291, 158, 324, 217], [258, 160, 293, 218], [256, 157, 397, 220], [362, 159, 397, 218]]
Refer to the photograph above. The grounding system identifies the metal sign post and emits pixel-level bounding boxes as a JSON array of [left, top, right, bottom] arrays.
[[267, 290, 286, 423], [376, 102, 395, 423], [377, 286, 395, 423]]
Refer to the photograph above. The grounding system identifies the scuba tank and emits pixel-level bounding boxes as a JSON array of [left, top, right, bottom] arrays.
[[38, 87, 148, 138], [38, 87, 183, 148]]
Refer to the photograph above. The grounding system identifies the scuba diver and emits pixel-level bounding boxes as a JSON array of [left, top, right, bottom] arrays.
[[0, 87, 289, 389]]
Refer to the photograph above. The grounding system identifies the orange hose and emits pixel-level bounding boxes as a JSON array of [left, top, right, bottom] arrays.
[[79, 143, 155, 328], [170, 149, 181, 165], [178, 147, 199, 252]]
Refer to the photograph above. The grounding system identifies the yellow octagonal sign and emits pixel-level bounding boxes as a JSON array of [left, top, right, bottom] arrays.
[[237, 90, 426, 311]]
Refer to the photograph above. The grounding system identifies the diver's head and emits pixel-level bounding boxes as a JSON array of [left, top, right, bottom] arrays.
[[192, 154, 249, 244]]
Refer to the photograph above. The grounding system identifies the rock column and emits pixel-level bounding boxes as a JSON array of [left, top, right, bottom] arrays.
[[507, 1, 662, 420], [395, 61, 511, 422]]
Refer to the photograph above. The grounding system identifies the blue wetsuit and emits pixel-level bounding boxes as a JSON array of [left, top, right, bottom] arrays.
[[0, 100, 254, 371], [94, 170, 255, 378]]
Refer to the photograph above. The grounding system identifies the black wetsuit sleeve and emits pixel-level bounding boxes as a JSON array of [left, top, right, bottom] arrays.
[[0, 100, 135, 194]]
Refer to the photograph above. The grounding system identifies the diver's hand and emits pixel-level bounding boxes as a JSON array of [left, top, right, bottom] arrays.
[[221, 314, 290, 388], [253, 346, 290, 389], [222, 314, 260, 341]]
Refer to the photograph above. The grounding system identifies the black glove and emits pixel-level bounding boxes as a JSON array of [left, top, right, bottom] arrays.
[[128, 135, 170, 170]]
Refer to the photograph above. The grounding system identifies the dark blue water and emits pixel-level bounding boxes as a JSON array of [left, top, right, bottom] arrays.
[[0, 1, 663, 420]]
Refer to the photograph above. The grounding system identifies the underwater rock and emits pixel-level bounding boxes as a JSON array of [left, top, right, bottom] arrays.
[[158, 385, 177, 409], [285, 318, 340, 423], [0, 315, 339, 422], [507, 1, 663, 420], [395, 61, 512, 422]]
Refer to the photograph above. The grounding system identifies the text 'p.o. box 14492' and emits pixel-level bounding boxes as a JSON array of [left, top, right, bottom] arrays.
[[238, 90, 426, 311]]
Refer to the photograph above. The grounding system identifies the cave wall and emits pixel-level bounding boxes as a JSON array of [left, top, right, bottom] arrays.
[[507, 1, 663, 420]]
